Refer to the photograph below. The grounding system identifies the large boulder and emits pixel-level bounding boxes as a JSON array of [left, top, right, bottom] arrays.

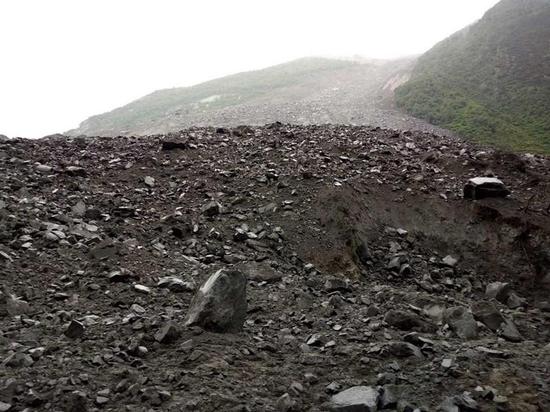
[[485, 282, 512, 303], [464, 177, 510, 200], [330, 386, 379, 412], [444, 307, 479, 340], [471, 301, 505, 331], [185, 269, 247, 333]]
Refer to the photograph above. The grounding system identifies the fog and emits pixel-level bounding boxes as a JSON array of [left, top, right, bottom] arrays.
[[0, 0, 499, 138]]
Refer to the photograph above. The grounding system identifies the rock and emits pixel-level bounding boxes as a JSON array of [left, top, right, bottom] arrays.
[[506, 292, 525, 309], [107, 269, 132, 282], [444, 307, 478, 340], [353, 235, 371, 264], [500, 318, 522, 342], [239, 262, 283, 283], [36, 163, 53, 173], [275, 393, 296, 412], [144, 176, 155, 187], [65, 391, 88, 412], [201, 201, 223, 217], [161, 141, 187, 150], [157, 276, 195, 292], [134, 284, 151, 294], [330, 386, 379, 412], [324, 277, 351, 293], [471, 301, 505, 331], [65, 320, 85, 339], [379, 385, 399, 409], [1, 290, 30, 317], [442, 255, 458, 267], [384, 310, 435, 332], [155, 321, 181, 343], [185, 269, 247, 333], [387, 341, 423, 358], [0, 402, 11, 412], [463, 177, 510, 199], [485, 282, 512, 303], [72, 201, 87, 217]]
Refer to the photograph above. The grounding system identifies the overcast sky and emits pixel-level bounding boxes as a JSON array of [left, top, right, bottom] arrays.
[[0, 0, 500, 138]]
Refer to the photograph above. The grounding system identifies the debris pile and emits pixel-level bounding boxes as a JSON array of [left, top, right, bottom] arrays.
[[1, 125, 549, 411]]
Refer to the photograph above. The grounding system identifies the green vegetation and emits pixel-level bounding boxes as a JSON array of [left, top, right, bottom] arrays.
[[395, 0, 550, 153]]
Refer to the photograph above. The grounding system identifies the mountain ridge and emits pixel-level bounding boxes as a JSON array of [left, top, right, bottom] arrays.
[[395, 0, 550, 153]]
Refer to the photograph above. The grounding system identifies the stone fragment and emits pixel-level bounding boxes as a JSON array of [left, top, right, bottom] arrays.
[[500, 318, 522, 342], [379, 385, 399, 409], [185, 269, 247, 332], [471, 301, 505, 331], [324, 277, 351, 293], [387, 341, 423, 358], [442, 255, 458, 267], [384, 310, 435, 332], [65, 320, 85, 339], [275, 393, 296, 412], [330, 386, 379, 412], [464, 177, 510, 199], [155, 321, 181, 344], [144, 176, 155, 187], [239, 262, 283, 283], [107, 269, 132, 282], [157, 276, 195, 292], [201, 201, 223, 216], [485, 282, 511, 303], [1, 290, 30, 317], [444, 307, 478, 340]]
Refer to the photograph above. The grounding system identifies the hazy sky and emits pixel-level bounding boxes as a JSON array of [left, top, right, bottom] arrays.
[[0, 0, 500, 138]]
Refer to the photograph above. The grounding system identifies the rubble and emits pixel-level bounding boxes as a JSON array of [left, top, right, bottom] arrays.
[[0, 125, 548, 411]]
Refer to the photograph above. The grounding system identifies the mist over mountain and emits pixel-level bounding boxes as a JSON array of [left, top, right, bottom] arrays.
[[395, 0, 550, 153], [69, 0, 549, 154], [68, 57, 450, 137]]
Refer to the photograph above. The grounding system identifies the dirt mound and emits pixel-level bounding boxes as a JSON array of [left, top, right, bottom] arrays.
[[1, 125, 549, 411]]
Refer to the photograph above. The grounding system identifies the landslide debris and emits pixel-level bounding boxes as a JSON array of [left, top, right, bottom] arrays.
[[1, 125, 549, 411]]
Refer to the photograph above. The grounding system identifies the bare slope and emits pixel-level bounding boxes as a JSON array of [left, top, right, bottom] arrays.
[[68, 57, 450, 137]]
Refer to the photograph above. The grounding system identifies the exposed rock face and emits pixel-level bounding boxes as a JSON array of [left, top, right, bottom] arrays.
[[185, 269, 247, 332]]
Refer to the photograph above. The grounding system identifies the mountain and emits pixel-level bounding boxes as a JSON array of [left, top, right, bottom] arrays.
[[68, 57, 450, 137], [395, 0, 550, 153]]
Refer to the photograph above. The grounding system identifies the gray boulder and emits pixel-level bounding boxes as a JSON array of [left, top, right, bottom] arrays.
[[485, 282, 512, 303], [464, 177, 510, 199], [471, 301, 505, 331], [444, 307, 478, 340], [330, 386, 379, 412], [185, 269, 247, 333]]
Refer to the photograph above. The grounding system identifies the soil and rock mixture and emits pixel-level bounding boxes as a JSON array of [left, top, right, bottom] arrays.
[[1, 125, 549, 412]]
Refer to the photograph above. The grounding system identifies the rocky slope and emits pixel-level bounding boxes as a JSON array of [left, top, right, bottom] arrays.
[[396, 0, 550, 154], [67, 58, 452, 138], [1, 126, 550, 411]]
